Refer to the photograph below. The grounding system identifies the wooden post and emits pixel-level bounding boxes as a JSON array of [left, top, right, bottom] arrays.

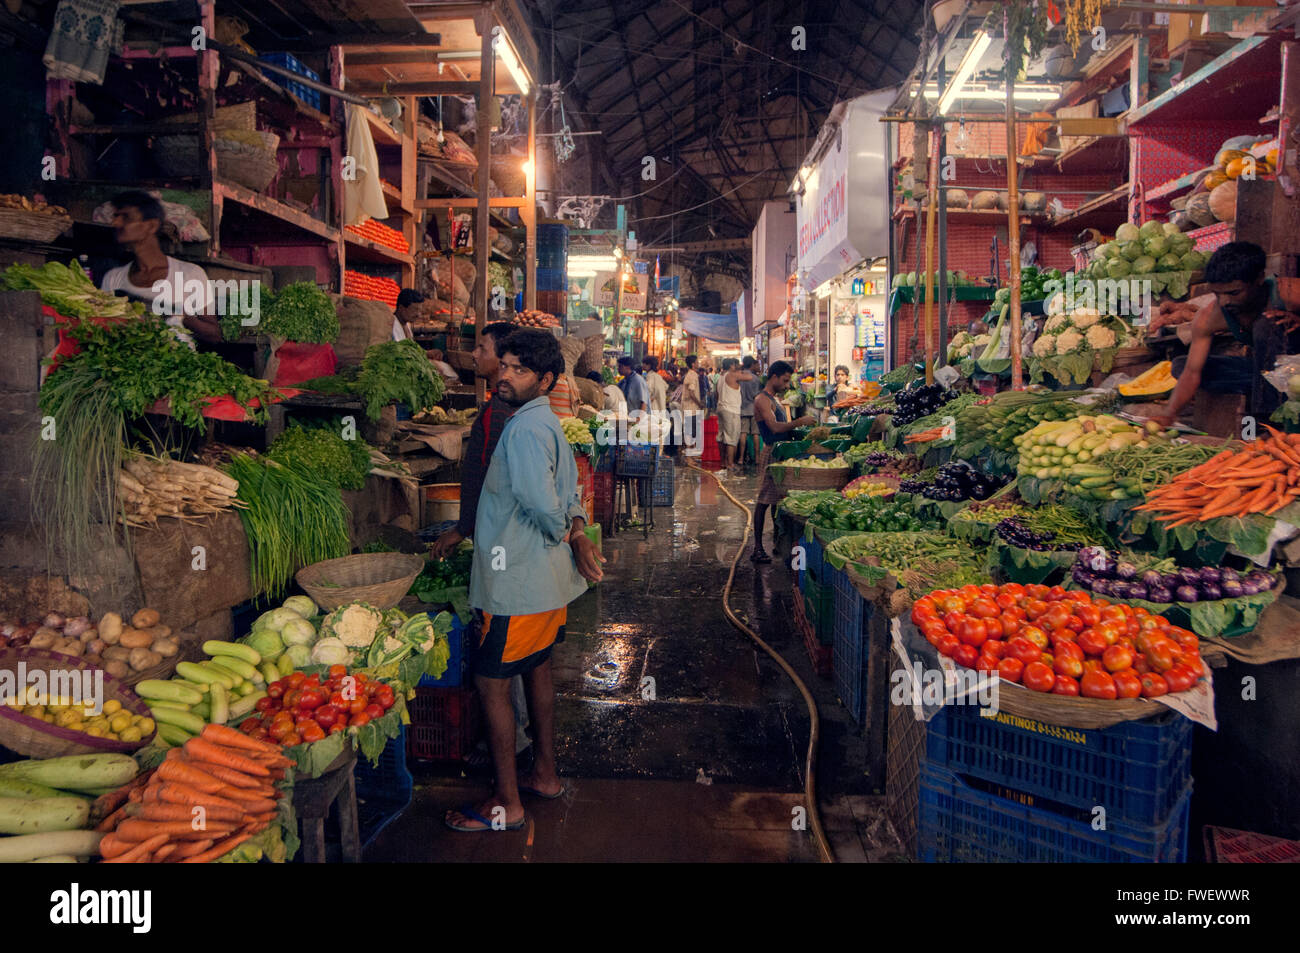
[[1007, 78, 1023, 389], [525, 89, 537, 312], [475, 8, 494, 406], [922, 125, 939, 385], [402, 95, 418, 289]]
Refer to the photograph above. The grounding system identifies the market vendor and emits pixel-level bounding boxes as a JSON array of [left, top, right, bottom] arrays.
[[392, 289, 427, 341], [100, 191, 221, 345], [1151, 241, 1300, 426], [750, 360, 816, 564], [825, 364, 856, 409]]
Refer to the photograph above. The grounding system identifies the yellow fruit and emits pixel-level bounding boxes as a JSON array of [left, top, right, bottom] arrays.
[[54, 709, 79, 728], [23, 705, 46, 720], [136, 717, 155, 735], [101, 699, 122, 716], [1119, 361, 1177, 396], [84, 725, 106, 738], [109, 712, 132, 733], [1203, 171, 1229, 190], [119, 727, 143, 743], [1225, 157, 1252, 179]]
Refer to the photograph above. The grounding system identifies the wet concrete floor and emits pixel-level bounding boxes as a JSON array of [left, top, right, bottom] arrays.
[[364, 463, 907, 862]]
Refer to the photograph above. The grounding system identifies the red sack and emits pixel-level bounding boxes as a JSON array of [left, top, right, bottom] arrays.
[[270, 341, 337, 386]]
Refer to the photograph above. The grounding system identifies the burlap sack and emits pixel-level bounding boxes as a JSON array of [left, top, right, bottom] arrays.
[[332, 295, 393, 367], [575, 376, 604, 410], [1200, 595, 1300, 666], [559, 336, 584, 374]]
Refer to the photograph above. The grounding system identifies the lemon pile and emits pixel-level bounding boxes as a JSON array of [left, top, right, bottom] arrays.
[[6, 696, 155, 743]]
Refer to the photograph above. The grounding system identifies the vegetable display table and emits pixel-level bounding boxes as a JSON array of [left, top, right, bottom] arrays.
[[292, 745, 360, 863]]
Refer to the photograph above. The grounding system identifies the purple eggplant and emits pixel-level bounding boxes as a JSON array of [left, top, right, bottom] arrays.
[[1247, 570, 1276, 591], [1071, 567, 1095, 587], [1219, 568, 1241, 585], [1219, 579, 1245, 599], [1092, 578, 1113, 597], [1110, 581, 1132, 599], [1161, 573, 1182, 591], [1239, 579, 1262, 596], [1146, 586, 1173, 604], [1175, 584, 1200, 603], [1116, 561, 1139, 581], [1177, 567, 1201, 587], [1141, 569, 1164, 588], [1199, 567, 1222, 585], [1127, 584, 1149, 601], [1201, 582, 1223, 601]]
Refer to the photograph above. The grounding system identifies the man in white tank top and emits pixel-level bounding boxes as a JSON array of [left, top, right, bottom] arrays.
[[717, 357, 755, 474]]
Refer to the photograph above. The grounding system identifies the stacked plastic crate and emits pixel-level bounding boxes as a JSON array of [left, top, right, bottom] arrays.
[[259, 53, 322, 110], [797, 529, 832, 676]]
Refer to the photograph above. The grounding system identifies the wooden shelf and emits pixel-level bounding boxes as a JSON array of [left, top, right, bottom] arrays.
[[1047, 135, 1128, 175], [214, 178, 339, 242], [343, 232, 413, 265], [1144, 167, 1213, 206], [1044, 185, 1129, 231], [1127, 33, 1283, 126], [364, 109, 402, 148], [1187, 220, 1233, 252], [892, 206, 1042, 226]]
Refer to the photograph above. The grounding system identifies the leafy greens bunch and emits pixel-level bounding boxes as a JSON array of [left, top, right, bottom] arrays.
[[355, 339, 446, 420]]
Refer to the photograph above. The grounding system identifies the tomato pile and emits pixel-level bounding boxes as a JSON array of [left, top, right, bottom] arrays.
[[343, 269, 401, 308], [910, 582, 1203, 699], [344, 218, 410, 254], [238, 666, 396, 747]]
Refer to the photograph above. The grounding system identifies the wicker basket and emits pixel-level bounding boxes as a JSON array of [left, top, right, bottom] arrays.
[[296, 552, 425, 611], [0, 207, 72, 243], [769, 462, 851, 491], [977, 679, 1166, 730], [0, 648, 157, 758], [215, 130, 281, 192]]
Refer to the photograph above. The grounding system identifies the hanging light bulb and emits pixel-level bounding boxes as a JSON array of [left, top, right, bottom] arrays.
[[953, 116, 971, 153]]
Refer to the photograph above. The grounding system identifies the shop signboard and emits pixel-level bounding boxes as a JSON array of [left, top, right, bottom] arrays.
[[593, 270, 648, 311], [795, 88, 893, 289]]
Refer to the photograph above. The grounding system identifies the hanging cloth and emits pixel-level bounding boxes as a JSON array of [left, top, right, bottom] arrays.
[[344, 104, 390, 226], [43, 0, 124, 85]]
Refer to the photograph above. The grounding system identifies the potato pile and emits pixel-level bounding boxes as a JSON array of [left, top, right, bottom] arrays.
[[18, 609, 180, 681]]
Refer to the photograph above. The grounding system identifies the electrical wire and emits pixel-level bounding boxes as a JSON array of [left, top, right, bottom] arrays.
[[681, 459, 835, 864], [628, 168, 776, 223]]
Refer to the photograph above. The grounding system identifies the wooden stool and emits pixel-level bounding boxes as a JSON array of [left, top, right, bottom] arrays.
[[292, 746, 361, 863]]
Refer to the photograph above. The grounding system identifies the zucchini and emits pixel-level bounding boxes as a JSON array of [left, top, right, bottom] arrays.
[[150, 706, 206, 735], [191, 701, 211, 721], [0, 778, 79, 800], [207, 655, 258, 681], [277, 653, 294, 677], [156, 723, 194, 746], [134, 679, 203, 706], [209, 683, 229, 726], [175, 661, 221, 687], [259, 661, 280, 685], [204, 661, 245, 687], [145, 700, 191, 713], [0, 754, 138, 790], [0, 796, 91, 835], [203, 640, 262, 666], [228, 691, 266, 721], [237, 681, 259, 697], [195, 662, 236, 690], [0, 830, 103, 863], [28, 855, 81, 863]]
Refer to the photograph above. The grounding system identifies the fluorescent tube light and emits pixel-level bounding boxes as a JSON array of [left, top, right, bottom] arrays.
[[937, 31, 992, 115]]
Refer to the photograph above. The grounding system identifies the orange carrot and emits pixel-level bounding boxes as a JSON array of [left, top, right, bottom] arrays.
[[102, 832, 170, 864], [172, 838, 214, 859], [94, 804, 129, 833], [134, 802, 246, 824], [117, 819, 237, 842], [201, 723, 284, 755], [152, 843, 179, 863], [183, 737, 271, 777], [180, 833, 251, 863], [97, 833, 133, 859], [186, 760, 262, 790], [157, 758, 229, 794], [152, 782, 246, 813], [219, 792, 276, 813]]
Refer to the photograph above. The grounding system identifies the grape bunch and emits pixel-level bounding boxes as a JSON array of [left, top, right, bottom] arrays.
[[994, 518, 1083, 553]]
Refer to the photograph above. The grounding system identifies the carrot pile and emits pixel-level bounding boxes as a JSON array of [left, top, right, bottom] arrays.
[[1135, 427, 1300, 527], [904, 425, 953, 445], [97, 724, 292, 863]]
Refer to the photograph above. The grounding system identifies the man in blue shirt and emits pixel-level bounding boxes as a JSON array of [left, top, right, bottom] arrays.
[[617, 355, 648, 416], [446, 329, 604, 833]]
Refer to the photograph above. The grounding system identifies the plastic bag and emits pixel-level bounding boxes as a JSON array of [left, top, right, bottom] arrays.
[[1263, 353, 1300, 395]]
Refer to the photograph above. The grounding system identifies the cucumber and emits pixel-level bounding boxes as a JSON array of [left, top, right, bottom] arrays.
[[277, 653, 294, 677], [207, 655, 258, 681], [238, 681, 259, 697], [228, 691, 267, 722], [150, 706, 206, 735], [0, 778, 79, 800], [174, 661, 222, 687], [0, 796, 91, 835], [134, 679, 203, 706], [1078, 476, 1113, 488], [145, 700, 191, 713], [259, 661, 280, 685], [204, 661, 246, 687], [156, 723, 194, 746], [0, 754, 139, 790], [191, 701, 211, 721], [209, 683, 229, 726], [0, 830, 103, 863], [203, 640, 262, 666]]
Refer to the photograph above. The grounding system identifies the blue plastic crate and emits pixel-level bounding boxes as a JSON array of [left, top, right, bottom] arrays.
[[260, 52, 322, 110], [353, 726, 414, 846], [418, 613, 466, 688], [797, 529, 825, 583], [832, 565, 870, 724], [650, 456, 674, 506], [918, 762, 1191, 863], [615, 442, 658, 477], [801, 572, 835, 646], [923, 704, 1193, 827]]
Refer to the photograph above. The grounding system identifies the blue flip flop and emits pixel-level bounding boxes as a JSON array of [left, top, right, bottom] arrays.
[[444, 803, 526, 832], [519, 783, 566, 800]]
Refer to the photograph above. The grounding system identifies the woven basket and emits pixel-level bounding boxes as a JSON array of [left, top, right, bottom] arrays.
[[0, 207, 72, 243], [0, 648, 157, 758], [296, 552, 425, 611], [978, 680, 1166, 730], [213, 101, 257, 132], [215, 130, 281, 192], [769, 462, 851, 491], [153, 134, 206, 178]]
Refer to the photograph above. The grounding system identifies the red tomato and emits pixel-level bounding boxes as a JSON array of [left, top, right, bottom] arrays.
[[286, 672, 307, 689], [1163, 664, 1199, 694], [374, 685, 396, 710], [1044, 604, 1072, 631], [922, 621, 948, 645], [940, 596, 965, 615], [978, 583, 998, 597], [1102, 644, 1134, 673], [953, 644, 979, 669], [268, 720, 296, 742], [1020, 626, 1049, 651], [997, 658, 1024, 683], [238, 717, 261, 733], [281, 732, 302, 747], [1082, 659, 1105, 674], [1046, 585, 1068, 602], [1063, 615, 1085, 633], [328, 664, 348, 679], [943, 611, 967, 635], [1024, 599, 1050, 620], [958, 585, 982, 603], [349, 712, 371, 728], [1140, 672, 1168, 698], [995, 592, 1019, 611], [1131, 654, 1151, 674], [1052, 675, 1080, 695], [1094, 622, 1122, 646], [975, 653, 999, 673], [1143, 638, 1176, 672], [299, 722, 326, 743], [1022, 662, 1056, 693], [1077, 605, 1101, 627], [996, 613, 1020, 638], [1048, 628, 1076, 648], [981, 639, 1006, 660], [348, 697, 368, 715], [1025, 584, 1050, 600], [328, 722, 346, 735], [266, 681, 285, 700], [1055, 640, 1084, 662], [313, 704, 340, 728], [1138, 616, 1163, 632], [1113, 669, 1143, 699], [1077, 629, 1108, 657], [328, 691, 348, 709], [1080, 669, 1118, 699], [254, 696, 276, 713], [1040, 652, 1055, 668], [969, 598, 1000, 620], [364, 702, 385, 720], [1054, 653, 1084, 679], [911, 605, 935, 626], [296, 689, 324, 711], [1008, 637, 1043, 665], [1101, 605, 1127, 624], [959, 618, 989, 648], [1064, 590, 1092, 604], [282, 689, 302, 710], [247, 727, 270, 743]]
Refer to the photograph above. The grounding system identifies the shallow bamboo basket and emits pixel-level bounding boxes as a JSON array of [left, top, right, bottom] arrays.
[[296, 552, 424, 611]]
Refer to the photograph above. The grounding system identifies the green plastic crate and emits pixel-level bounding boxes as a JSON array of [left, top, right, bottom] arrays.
[[802, 573, 835, 646]]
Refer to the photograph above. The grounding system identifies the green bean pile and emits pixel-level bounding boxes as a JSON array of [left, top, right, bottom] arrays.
[[1094, 442, 1224, 493]]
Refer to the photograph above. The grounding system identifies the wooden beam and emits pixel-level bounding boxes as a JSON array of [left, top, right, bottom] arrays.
[[525, 89, 537, 312], [416, 197, 528, 209], [345, 80, 480, 96], [344, 51, 442, 66], [474, 6, 492, 401]]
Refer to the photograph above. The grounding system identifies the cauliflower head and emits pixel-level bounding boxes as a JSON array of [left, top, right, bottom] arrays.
[[1056, 330, 1084, 353], [972, 333, 991, 350], [310, 637, 350, 666], [320, 602, 385, 648], [1031, 334, 1056, 358], [1044, 314, 1068, 333], [1071, 308, 1102, 329], [1085, 324, 1117, 349]]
